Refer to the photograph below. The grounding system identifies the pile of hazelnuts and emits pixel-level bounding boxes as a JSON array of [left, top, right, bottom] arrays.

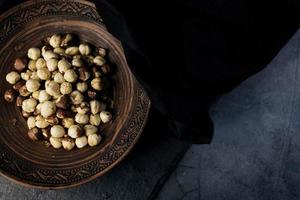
[[4, 33, 113, 151]]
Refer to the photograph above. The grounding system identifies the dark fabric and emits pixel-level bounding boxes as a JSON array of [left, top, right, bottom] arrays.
[[2, 0, 300, 143]]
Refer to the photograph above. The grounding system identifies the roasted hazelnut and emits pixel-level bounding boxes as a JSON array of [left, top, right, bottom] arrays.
[[75, 136, 88, 148], [21, 71, 31, 81], [62, 138, 75, 151], [62, 118, 74, 128], [36, 58, 47, 69], [91, 78, 104, 91], [27, 116, 36, 129], [98, 47, 106, 57], [58, 59, 71, 73], [65, 47, 79, 56], [50, 125, 65, 138], [41, 127, 51, 139], [87, 89, 98, 99], [56, 108, 74, 119], [72, 58, 83, 67], [76, 102, 90, 114], [43, 51, 58, 61], [53, 47, 65, 55], [47, 58, 58, 72], [14, 58, 27, 72], [37, 68, 51, 80], [60, 34, 73, 47], [84, 125, 98, 136], [88, 134, 101, 146], [38, 90, 51, 103], [78, 67, 90, 81], [41, 101, 56, 118], [75, 113, 89, 124], [76, 82, 88, 93], [100, 111, 112, 123], [45, 115, 59, 125], [89, 114, 101, 126], [64, 69, 78, 83], [28, 128, 42, 141], [68, 125, 82, 139], [60, 82, 72, 95], [79, 44, 91, 56], [6, 71, 20, 85], [55, 94, 70, 109], [35, 115, 50, 128], [27, 48, 41, 60], [70, 90, 84, 105], [22, 110, 31, 118], [16, 96, 25, 107], [4, 89, 17, 102], [22, 98, 37, 113], [26, 79, 40, 92], [13, 80, 26, 91], [32, 90, 40, 100], [93, 56, 105, 66], [53, 72, 65, 83], [19, 85, 31, 97], [49, 137, 62, 148], [49, 34, 62, 48], [90, 100, 106, 114], [45, 81, 60, 96]]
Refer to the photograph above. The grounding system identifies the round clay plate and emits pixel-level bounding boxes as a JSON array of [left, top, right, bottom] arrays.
[[0, 0, 150, 189]]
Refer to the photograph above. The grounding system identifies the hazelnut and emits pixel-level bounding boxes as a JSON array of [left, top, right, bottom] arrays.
[[72, 58, 83, 67], [36, 58, 47, 69], [45, 115, 59, 125], [60, 82, 72, 95], [65, 47, 79, 55], [62, 118, 74, 128], [70, 90, 84, 105], [46, 58, 58, 72], [28, 128, 42, 141], [68, 125, 82, 139], [6, 71, 20, 85], [56, 108, 74, 119], [90, 100, 106, 114], [42, 127, 51, 139], [93, 56, 105, 66], [43, 51, 58, 61], [49, 34, 62, 48], [37, 68, 51, 80], [75, 136, 88, 148], [87, 89, 98, 99], [30, 71, 40, 80], [26, 79, 40, 92], [84, 125, 98, 136], [75, 113, 89, 124], [4, 89, 17, 102], [49, 137, 62, 149], [28, 60, 36, 71], [22, 98, 37, 113], [79, 44, 91, 56], [78, 67, 90, 81], [22, 110, 31, 118], [98, 47, 106, 57], [64, 69, 78, 83], [32, 90, 40, 100], [27, 116, 36, 129], [58, 59, 72, 73], [14, 58, 27, 72], [45, 81, 60, 96], [41, 101, 56, 118], [53, 72, 65, 83], [62, 138, 75, 151], [100, 111, 112, 123], [50, 125, 65, 138], [91, 78, 104, 91], [55, 94, 70, 109], [53, 47, 65, 55], [60, 34, 73, 47], [21, 71, 31, 81], [35, 115, 50, 128], [13, 80, 26, 91], [76, 102, 90, 114], [76, 82, 88, 93], [88, 134, 101, 146], [19, 85, 31, 97], [89, 114, 101, 126], [16, 96, 25, 107], [27, 48, 41, 60], [38, 90, 51, 103], [41, 46, 53, 57]]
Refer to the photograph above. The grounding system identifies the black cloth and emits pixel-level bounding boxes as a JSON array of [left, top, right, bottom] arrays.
[[1, 0, 300, 143]]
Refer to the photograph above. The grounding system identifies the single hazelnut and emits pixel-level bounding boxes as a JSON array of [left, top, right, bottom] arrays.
[[22, 110, 31, 118], [55, 94, 70, 109], [72, 58, 83, 67], [91, 77, 104, 91], [41, 101, 56, 118], [78, 67, 90, 81], [35, 115, 50, 128], [84, 125, 98, 136], [62, 138, 75, 151], [41, 46, 53, 57], [98, 47, 106, 57], [49, 34, 62, 48], [19, 85, 31, 97], [75, 136, 88, 148], [50, 125, 65, 138], [32, 90, 40, 100], [36, 58, 47, 69], [16, 96, 25, 107], [76, 82, 88, 93], [43, 51, 58, 61], [79, 44, 91, 56], [60, 82, 72, 95], [46, 58, 58, 72], [6, 71, 20, 85], [14, 58, 27, 72], [75, 113, 89, 124], [90, 100, 106, 114], [27, 116, 36, 129], [100, 111, 112, 123], [22, 98, 37, 113], [65, 47, 79, 56], [76, 102, 90, 114], [49, 137, 62, 149], [53, 72, 65, 83], [21, 71, 31, 81], [53, 47, 65, 55], [70, 90, 84, 105], [58, 59, 71, 73], [68, 125, 82, 139], [13, 80, 26, 91], [37, 68, 51, 80], [45, 115, 59, 125], [93, 56, 105, 66], [60, 34, 73, 47], [88, 134, 102, 146], [4, 89, 17, 102], [38, 90, 51, 103], [64, 69, 78, 83], [27, 48, 41, 60], [89, 114, 101, 126], [26, 79, 40, 93], [62, 117, 74, 128], [28, 128, 42, 141], [45, 81, 60, 96]]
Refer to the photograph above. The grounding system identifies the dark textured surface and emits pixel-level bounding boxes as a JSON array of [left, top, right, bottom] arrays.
[[157, 29, 300, 200], [0, 109, 189, 199]]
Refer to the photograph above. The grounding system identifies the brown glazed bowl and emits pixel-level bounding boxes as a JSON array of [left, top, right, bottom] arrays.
[[0, 0, 150, 189]]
